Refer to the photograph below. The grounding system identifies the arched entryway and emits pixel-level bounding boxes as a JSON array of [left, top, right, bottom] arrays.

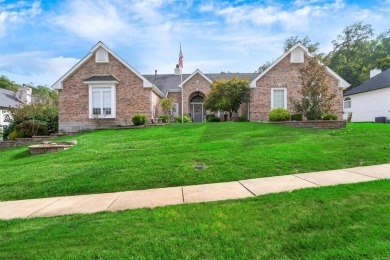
[[189, 92, 205, 122]]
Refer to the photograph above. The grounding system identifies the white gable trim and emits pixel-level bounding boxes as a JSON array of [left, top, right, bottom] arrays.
[[249, 43, 350, 89], [52, 41, 153, 90], [179, 69, 212, 87]]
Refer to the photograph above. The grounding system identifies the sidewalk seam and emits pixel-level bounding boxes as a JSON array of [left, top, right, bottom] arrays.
[[237, 181, 256, 196], [27, 197, 64, 218], [292, 175, 322, 187], [181, 187, 185, 203], [106, 193, 122, 210], [342, 169, 380, 179]]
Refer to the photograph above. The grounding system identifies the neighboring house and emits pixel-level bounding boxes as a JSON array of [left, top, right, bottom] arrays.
[[343, 68, 390, 122], [52, 42, 349, 132], [0, 87, 32, 139]]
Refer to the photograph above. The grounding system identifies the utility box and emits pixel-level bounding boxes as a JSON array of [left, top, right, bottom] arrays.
[[375, 117, 387, 123]]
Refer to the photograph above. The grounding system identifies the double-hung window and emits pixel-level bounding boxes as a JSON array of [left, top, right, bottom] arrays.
[[271, 88, 287, 109], [88, 84, 116, 118]]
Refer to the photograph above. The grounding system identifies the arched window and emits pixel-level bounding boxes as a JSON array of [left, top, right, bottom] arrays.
[[190, 95, 204, 103], [344, 97, 351, 109]]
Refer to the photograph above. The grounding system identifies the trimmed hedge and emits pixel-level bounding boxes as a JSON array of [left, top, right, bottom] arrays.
[[132, 114, 148, 126], [269, 108, 290, 122]]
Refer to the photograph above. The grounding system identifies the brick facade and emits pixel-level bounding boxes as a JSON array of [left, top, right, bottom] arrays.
[[249, 53, 343, 121], [59, 53, 156, 132]]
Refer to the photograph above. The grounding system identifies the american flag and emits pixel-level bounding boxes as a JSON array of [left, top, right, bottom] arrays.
[[178, 45, 183, 68]]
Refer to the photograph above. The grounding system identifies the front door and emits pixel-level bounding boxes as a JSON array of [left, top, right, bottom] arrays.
[[193, 103, 203, 122]]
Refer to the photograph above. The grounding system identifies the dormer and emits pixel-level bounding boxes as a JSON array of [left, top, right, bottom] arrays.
[[290, 47, 304, 63], [95, 47, 109, 63]]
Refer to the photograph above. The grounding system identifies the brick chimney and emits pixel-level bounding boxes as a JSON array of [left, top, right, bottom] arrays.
[[174, 64, 181, 75], [16, 85, 32, 105]]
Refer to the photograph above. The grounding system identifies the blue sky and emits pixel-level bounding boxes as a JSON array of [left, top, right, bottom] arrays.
[[0, 0, 389, 87]]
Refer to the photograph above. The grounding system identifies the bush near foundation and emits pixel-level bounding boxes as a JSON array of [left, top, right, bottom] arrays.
[[269, 108, 291, 122], [176, 115, 192, 123], [323, 114, 338, 120], [132, 114, 148, 126]]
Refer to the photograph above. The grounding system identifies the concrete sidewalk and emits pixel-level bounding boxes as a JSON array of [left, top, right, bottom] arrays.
[[1, 164, 389, 220]]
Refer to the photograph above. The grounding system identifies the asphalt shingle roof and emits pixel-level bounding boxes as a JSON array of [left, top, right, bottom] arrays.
[[344, 68, 390, 96], [143, 73, 259, 96], [0, 88, 22, 109], [84, 75, 118, 82]]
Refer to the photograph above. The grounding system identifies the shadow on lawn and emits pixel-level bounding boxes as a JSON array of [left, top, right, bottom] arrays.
[[11, 150, 31, 160]]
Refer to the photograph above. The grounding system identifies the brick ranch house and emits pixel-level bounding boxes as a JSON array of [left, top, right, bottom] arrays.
[[52, 42, 349, 132]]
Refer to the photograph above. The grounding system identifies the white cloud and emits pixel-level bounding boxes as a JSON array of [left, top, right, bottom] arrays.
[[54, 0, 131, 42], [0, 52, 79, 86], [0, 1, 41, 37]]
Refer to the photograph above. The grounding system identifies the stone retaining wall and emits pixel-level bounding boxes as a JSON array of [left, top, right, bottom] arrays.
[[0, 135, 66, 150], [275, 120, 346, 129]]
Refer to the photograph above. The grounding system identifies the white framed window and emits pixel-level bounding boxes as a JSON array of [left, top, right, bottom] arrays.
[[88, 84, 116, 118], [271, 88, 287, 109], [95, 48, 109, 63], [290, 48, 304, 63], [344, 97, 351, 109], [171, 103, 179, 117]]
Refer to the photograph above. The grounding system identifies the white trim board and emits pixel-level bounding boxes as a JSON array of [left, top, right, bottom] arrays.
[[52, 41, 154, 90], [249, 43, 350, 89], [179, 69, 212, 87]]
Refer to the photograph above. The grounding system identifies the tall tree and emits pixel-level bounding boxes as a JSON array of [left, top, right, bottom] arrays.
[[290, 58, 336, 120], [283, 36, 320, 53], [327, 22, 374, 88], [204, 77, 251, 121], [32, 85, 58, 105], [256, 61, 272, 73]]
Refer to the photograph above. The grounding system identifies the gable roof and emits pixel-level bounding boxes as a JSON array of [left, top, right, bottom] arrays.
[[52, 42, 153, 90], [143, 72, 259, 96], [249, 43, 350, 89], [344, 68, 390, 96], [179, 69, 213, 88], [0, 88, 22, 108]]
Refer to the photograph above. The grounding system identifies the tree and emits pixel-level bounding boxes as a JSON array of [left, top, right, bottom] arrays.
[[327, 22, 374, 87], [159, 98, 174, 115], [290, 58, 336, 120], [283, 36, 320, 53], [204, 76, 250, 120], [256, 61, 272, 73], [0, 75, 19, 92], [32, 85, 58, 105]]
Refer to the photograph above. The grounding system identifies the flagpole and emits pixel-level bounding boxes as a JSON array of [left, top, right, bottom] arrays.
[[179, 44, 184, 123]]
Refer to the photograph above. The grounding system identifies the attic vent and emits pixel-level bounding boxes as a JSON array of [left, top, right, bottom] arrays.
[[96, 48, 109, 63], [291, 48, 304, 63]]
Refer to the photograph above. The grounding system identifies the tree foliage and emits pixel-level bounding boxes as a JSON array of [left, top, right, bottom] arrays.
[[204, 77, 251, 120], [283, 36, 320, 54], [0, 75, 19, 92], [159, 98, 174, 115], [256, 61, 272, 73], [290, 58, 336, 120], [32, 85, 58, 105]]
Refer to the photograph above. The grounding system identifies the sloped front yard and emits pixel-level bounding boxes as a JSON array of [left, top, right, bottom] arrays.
[[0, 122, 389, 201]]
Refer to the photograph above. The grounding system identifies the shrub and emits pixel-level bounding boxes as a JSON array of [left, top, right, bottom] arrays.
[[37, 125, 49, 136], [237, 115, 249, 122], [8, 131, 19, 140], [291, 113, 303, 121], [176, 115, 192, 123], [159, 115, 170, 123], [206, 115, 220, 122], [132, 114, 148, 126], [323, 114, 338, 120], [15, 121, 39, 138], [268, 108, 290, 122]]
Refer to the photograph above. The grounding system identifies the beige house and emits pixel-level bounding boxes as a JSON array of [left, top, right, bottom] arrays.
[[52, 42, 349, 132]]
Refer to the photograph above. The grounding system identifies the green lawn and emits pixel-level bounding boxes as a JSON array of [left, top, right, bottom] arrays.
[[0, 122, 389, 201], [1, 180, 389, 258]]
